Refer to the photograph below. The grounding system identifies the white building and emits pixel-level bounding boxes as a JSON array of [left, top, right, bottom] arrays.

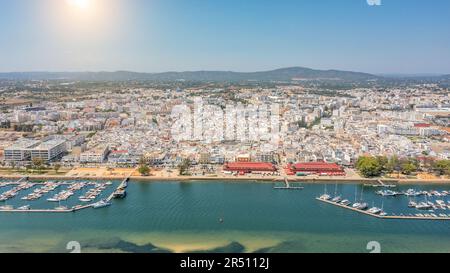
[[30, 138, 67, 161], [80, 145, 109, 163], [3, 139, 40, 161]]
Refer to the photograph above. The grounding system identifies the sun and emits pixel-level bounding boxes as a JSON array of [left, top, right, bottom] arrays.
[[66, 0, 92, 10]]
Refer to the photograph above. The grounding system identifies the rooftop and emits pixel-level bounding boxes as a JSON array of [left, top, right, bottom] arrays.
[[33, 139, 66, 150], [5, 139, 40, 150]]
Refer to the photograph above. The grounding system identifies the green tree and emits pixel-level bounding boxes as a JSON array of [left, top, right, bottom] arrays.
[[32, 158, 44, 171], [178, 159, 191, 176], [356, 156, 383, 178], [138, 165, 150, 176], [434, 160, 450, 176], [376, 156, 389, 172], [401, 162, 417, 175], [386, 155, 400, 174]]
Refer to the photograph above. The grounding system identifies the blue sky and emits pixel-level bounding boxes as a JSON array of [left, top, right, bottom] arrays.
[[0, 0, 449, 74]]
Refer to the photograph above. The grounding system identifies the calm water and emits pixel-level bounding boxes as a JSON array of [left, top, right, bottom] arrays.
[[0, 181, 449, 253]]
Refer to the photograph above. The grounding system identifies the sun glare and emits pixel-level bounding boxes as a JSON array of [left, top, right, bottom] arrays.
[[66, 0, 92, 10]]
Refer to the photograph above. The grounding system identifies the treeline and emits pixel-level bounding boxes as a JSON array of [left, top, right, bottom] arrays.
[[356, 156, 450, 178]]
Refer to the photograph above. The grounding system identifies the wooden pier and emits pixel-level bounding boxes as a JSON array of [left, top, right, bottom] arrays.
[[316, 198, 450, 221]]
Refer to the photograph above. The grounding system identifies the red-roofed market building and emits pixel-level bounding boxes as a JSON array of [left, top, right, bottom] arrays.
[[223, 162, 277, 174], [286, 162, 345, 176]]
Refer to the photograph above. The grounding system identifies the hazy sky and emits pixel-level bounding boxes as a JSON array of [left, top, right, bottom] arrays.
[[0, 0, 449, 74]]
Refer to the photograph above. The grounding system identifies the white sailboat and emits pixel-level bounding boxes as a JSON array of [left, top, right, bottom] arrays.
[[331, 183, 341, 203], [319, 184, 331, 200]]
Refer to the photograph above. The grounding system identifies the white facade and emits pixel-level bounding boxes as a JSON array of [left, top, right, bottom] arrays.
[[3, 139, 40, 161], [80, 146, 109, 163], [30, 139, 67, 161]]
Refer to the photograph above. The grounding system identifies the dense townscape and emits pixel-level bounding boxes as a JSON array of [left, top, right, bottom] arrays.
[[0, 78, 449, 180]]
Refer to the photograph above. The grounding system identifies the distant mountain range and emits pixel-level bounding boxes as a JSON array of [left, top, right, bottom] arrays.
[[0, 67, 380, 82]]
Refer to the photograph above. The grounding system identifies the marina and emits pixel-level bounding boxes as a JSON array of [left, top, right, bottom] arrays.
[[317, 182, 450, 221], [0, 177, 122, 213], [316, 197, 450, 221]]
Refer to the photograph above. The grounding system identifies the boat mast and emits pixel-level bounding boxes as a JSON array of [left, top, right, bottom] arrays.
[[360, 185, 364, 201]]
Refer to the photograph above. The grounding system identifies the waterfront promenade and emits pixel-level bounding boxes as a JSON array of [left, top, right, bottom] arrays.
[[1, 173, 449, 185]]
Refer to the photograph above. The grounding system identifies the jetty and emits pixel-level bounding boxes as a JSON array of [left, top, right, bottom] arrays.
[[364, 179, 397, 188], [16, 176, 29, 183], [106, 174, 130, 201], [316, 198, 450, 221], [274, 177, 304, 190]]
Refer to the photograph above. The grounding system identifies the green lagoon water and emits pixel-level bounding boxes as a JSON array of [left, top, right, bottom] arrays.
[[0, 181, 450, 253]]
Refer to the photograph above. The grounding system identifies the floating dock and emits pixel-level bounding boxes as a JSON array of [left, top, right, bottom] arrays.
[[0, 204, 95, 213], [316, 198, 450, 221]]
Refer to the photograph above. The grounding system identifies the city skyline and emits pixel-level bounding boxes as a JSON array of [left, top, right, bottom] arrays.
[[1, 0, 450, 74]]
